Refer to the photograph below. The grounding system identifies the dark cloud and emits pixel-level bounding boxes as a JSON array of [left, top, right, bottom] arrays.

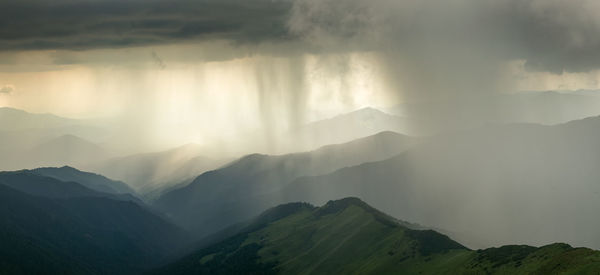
[[0, 0, 294, 51], [283, 0, 600, 132], [289, 0, 600, 74], [2, 0, 600, 74]]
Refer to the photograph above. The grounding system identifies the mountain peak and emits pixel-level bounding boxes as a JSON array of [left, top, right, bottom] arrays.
[[312, 107, 394, 124], [247, 202, 315, 231], [315, 197, 401, 227], [317, 197, 369, 214], [30, 166, 135, 195], [342, 107, 393, 119], [56, 134, 82, 140], [155, 197, 470, 274], [355, 106, 385, 113]]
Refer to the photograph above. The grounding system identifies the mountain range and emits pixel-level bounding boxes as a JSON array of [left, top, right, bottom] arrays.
[[274, 116, 600, 249], [154, 131, 415, 236], [0, 168, 143, 205], [155, 114, 600, 250], [293, 107, 417, 150], [91, 143, 226, 195], [4, 103, 600, 273], [0, 107, 81, 131], [153, 198, 600, 274], [388, 90, 600, 134], [0, 108, 112, 170], [30, 166, 135, 195]]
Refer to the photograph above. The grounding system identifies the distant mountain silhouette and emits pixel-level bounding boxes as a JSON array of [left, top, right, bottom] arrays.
[[155, 131, 415, 237], [388, 90, 600, 134], [22, 134, 109, 168], [31, 166, 135, 195], [293, 107, 416, 150], [153, 198, 600, 274], [0, 107, 79, 131], [0, 108, 110, 170], [0, 170, 139, 203], [275, 115, 600, 249], [0, 171, 105, 199], [93, 143, 226, 195]]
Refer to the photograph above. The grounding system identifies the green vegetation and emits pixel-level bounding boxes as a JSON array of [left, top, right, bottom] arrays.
[[0, 183, 188, 275], [155, 197, 600, 275]]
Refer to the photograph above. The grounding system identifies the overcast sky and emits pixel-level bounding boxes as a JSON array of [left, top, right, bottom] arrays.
[[2, 0, 600, 149]]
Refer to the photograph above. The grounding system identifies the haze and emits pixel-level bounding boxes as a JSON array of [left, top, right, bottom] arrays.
[[3, 0, 600, 262]]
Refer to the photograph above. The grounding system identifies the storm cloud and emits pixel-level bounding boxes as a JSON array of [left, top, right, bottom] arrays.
[[2, 0, 600, 75], [0, 0, 293, 51], [289, 0, 600, 74]]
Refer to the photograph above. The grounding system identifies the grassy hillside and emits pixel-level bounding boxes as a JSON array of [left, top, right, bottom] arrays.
[[153, 198, 600, 274]]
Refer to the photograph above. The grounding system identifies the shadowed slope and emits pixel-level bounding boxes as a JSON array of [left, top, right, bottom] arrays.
[[278, 116, 600, 249], [155, 131, 415, 236], [0, 183, 189, 274], [31, 165, 135, 195]]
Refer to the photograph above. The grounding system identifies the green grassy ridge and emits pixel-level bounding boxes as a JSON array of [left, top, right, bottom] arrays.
[[154, 198, 600, 274]]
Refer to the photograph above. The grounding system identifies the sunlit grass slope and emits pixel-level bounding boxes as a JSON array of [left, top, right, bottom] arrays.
[[155, 197, 600, 275]]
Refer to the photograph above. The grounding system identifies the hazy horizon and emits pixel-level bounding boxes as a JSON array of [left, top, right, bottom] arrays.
[[4, 0, 600, 155]]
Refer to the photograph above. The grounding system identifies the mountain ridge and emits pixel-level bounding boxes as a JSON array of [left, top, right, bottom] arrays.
[[275, 115, 600, 249], [154, 131, 415, 236], [153, 197, 600, 274], [0, 170, 140, 204], [31, 165, 135, 195]]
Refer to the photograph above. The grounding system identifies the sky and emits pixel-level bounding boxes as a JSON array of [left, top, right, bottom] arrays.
[[2, 0, 600, 150]]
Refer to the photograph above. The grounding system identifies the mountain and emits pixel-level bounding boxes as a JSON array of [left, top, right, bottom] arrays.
[[0, 171, 140, 204], [23, 134, 110, 168], [92, 143, 224, 195], [509, 91, 600, 124], [0, 133, 114, 171], [295, 107, 416, 150], [0, 107, 79, 131], [275, 116, 600, 249], [0, 108, 110, 171], [387, 90, 600, 134], [31, 166, 135, 195], [153, 198, 600, 274], [0, 183, 189, 274], [0, 171, 109, 199], [155, 131, 415, 236]]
